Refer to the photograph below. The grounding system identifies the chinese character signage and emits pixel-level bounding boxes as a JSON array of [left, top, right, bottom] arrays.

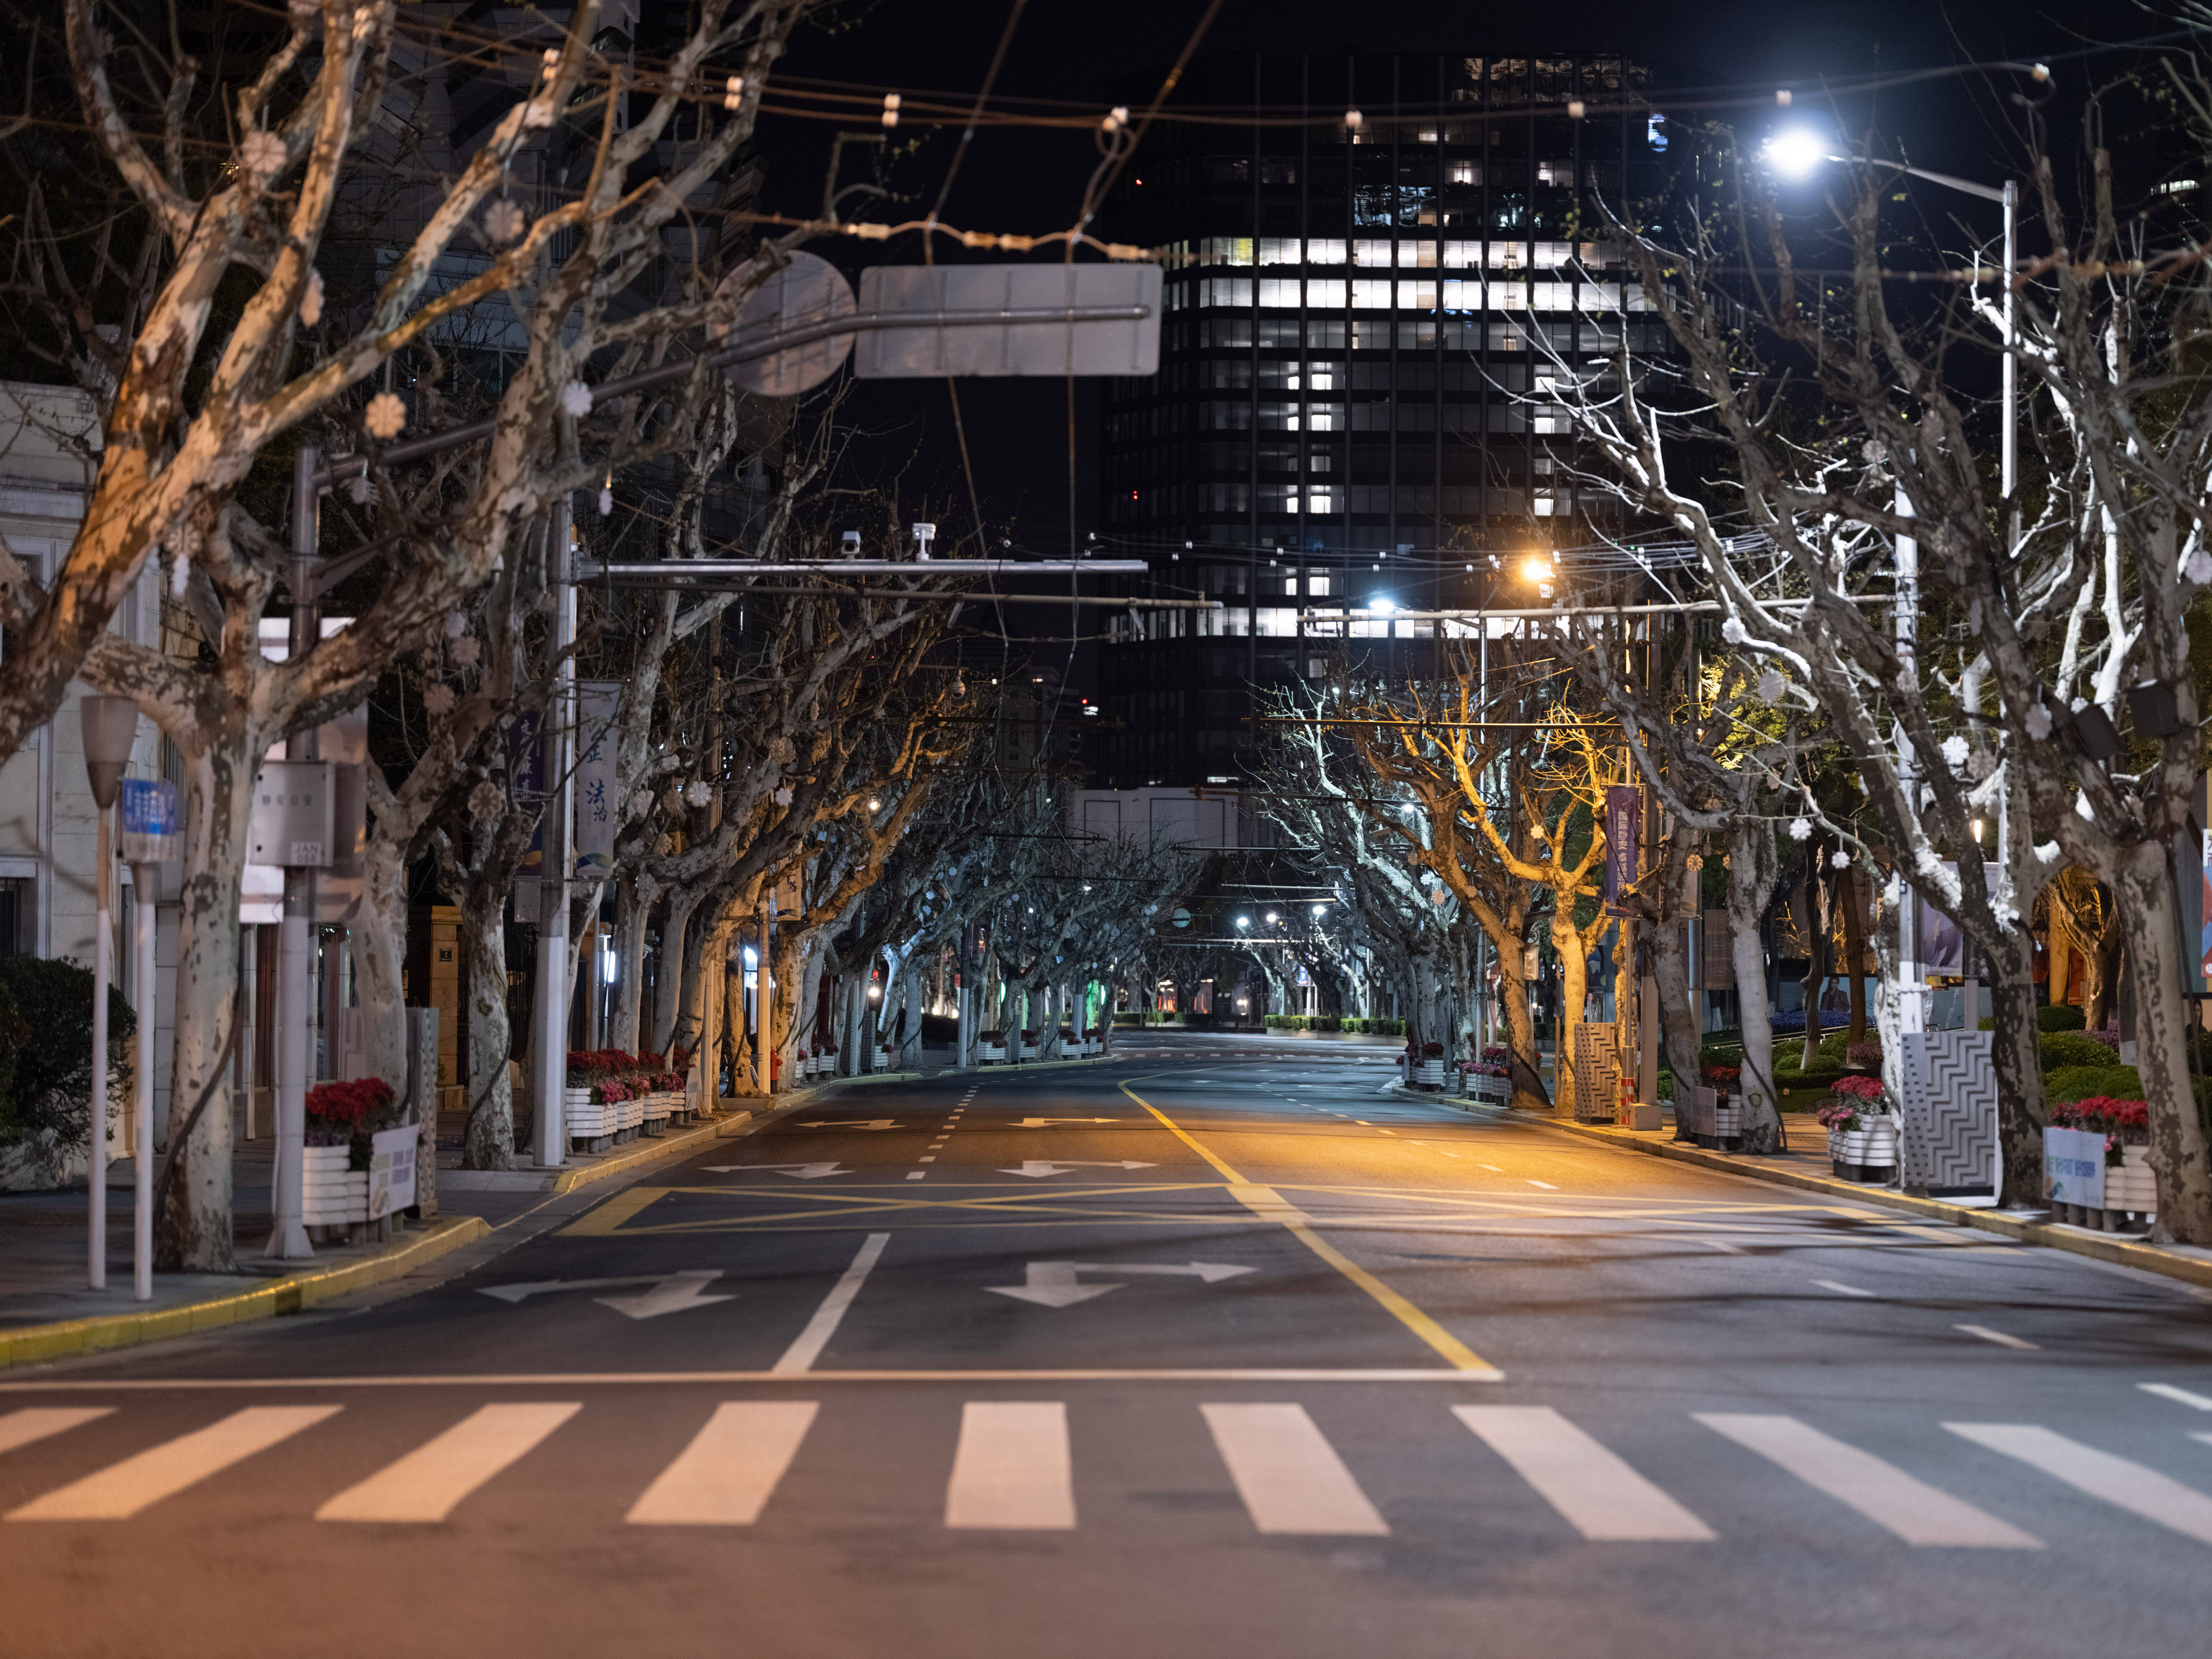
[[1603, 784, 1640, 916], [573, 682, 620, 879]]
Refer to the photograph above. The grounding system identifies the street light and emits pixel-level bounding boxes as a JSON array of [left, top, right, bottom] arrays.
[[78, 695, 137, 1292], [1762, 127, 2018, 1037], [1235, 916, 1251, 931], [1265, 912, 1279, 926], [1311, 904, 1327, 919]]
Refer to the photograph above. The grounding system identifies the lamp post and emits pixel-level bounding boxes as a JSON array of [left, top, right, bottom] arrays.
[[79, 695, 137, 1291], [1764, 132, 2018, 1035], [117, 778, 179, 1300]]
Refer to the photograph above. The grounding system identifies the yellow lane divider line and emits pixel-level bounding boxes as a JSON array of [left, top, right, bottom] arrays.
[[1119, 1082, 1500, 1378]]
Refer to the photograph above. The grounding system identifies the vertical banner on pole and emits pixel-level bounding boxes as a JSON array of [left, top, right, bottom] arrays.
[[572, 682, 620, 880], [1603, 785, 1640, 916]]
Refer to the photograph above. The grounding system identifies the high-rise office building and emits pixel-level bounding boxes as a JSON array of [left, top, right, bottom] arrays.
[[1089, 53, 1672, 788]]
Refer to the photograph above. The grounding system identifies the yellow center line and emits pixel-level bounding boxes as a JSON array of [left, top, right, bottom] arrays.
[[1118, 1082, 1499, 1378]]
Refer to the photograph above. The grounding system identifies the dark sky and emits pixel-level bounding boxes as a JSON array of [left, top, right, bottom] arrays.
[[749, 0, 2151, 549]]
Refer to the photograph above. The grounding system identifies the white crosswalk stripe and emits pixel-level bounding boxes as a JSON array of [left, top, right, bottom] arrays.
[[1201, 1403, 1388, 1535], [6, 1406, 341, 1522], [0, 1407, 113, 1458], [1455, 1406, 1713, 1541], [1697, 1413, 2040, 1548], [627, 1401, 818, 1525], [12, 1401, 2212, 1551], [946, 1402, 1076, 1529], [1947, 1423, 2212, 1546], [317, 1404, 578, 1523]]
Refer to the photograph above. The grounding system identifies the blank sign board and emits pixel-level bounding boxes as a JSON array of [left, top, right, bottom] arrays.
[[853, 263, 1161, 379]]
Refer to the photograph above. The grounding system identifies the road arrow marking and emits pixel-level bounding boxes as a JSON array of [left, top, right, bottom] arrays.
[[998, 1160, 1160, 1178], [478, 1270, 734, 1321], [597, 1270, 736, 1321], [984, 1260, 1256, 1308], [1009, 1117, 1126, 1129], [698, 1162, 850, 1180], [797, 1119, 902, 1131]]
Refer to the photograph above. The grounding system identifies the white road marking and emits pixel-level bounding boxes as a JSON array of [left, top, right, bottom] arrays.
[[1479, 1165, 1502, 1172], [627, 1401, 819, 1525], [0, 1407, 112, 1457], [7, 1405, 342, 1521], [1813, 1280, 1877, 1298], [2142, 1383, 2212, 1412], [1698, 1239, 1745, 1254], [1454, 1406, 1713, 1541], [945, 1402, 1075, 1530], [1948, 1422, 2212, 1545], [772, 1233, 892, 1376], [1526, 1180, 1557, 1190], [1695, 1413, 2039, 1548], [316, 1402, 578, 1522], [905, 1172, 926, 1180], [1202, 1403, 1389, 1535], [1956, 1324, 2039, 1350], [917, 1156, 936, 1164]]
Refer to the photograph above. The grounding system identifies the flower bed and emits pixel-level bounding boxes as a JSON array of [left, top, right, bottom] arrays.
[[1817, 1077, 1897, 1180], [562, 1050, 693, 1149], [302, 1078, 401, 1228], [2047, 1096, 2154, 1230]]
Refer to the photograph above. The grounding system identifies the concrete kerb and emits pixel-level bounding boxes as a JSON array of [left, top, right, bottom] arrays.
[[1395, 1079, 2212, 1294], [0, 1214, 491, 1373]]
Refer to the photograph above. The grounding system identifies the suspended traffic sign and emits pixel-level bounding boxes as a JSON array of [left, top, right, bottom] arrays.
[[853, 262, 1161, 378], [712, 251, 857, 397]]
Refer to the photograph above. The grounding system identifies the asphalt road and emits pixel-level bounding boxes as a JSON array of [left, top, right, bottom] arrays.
[[6, 1030, 2212, 1658]]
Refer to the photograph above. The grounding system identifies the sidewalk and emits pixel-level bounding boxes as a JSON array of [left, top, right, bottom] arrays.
[[0, 1100, 787, 1369], [1398, 1079, 2212, 1293]]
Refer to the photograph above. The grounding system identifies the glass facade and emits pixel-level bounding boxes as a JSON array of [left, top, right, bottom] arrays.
[[1090, 53, 1670, 789]]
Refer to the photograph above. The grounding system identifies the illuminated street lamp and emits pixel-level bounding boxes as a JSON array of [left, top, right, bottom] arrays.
[[1235, 916, 1251, 931]]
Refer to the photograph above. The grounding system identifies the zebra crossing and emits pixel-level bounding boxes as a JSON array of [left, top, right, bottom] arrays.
[[7, 1397, 2212, 1545]]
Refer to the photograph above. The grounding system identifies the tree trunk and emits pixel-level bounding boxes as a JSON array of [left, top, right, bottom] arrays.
[[1651, 907, 1702, 1136], [1498, 953, 1550, 1112], [655, 889, 701, 1055], [610, 877, 649, 1054], [2112, 848, 2212, 1243], [155, 727, 257, 1271], [1725, 817, 1784, 1153], [1548, 910, 1588, 1119], [460, 900, 515, 1170], [1985, 941, 2049, 1209], [353, 830, 410, 1098]]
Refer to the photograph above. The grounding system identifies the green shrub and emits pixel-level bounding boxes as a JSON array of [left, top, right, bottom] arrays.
[[0, 956, 134, 1155], [2045, 1063, 2143, 1105], [2039, 1031, 2119, 1070], [2037, 1004, 2087, 1032]]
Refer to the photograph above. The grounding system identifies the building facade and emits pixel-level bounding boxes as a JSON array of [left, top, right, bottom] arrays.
[[1091, 53, 1672, 786]]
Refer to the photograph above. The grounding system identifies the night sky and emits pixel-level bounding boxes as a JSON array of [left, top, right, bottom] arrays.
[[748, 0, 2133, 552]]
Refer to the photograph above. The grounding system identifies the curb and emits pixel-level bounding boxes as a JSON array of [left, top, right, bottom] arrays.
[[437, 1111, 757, 1196], [0, 1214, 491, 1372], [1407, 1082, 2212, 1294]]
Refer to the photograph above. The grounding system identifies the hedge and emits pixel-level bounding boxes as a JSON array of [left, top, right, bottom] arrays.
[[2037, 1004, 2087, 1032]]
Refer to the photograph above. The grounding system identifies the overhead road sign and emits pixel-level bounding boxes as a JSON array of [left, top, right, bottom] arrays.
[[317, 262, 1160, 490], [854, 263, 1161, 378]]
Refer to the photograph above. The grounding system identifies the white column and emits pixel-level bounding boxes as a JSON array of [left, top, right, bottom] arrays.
[[532, 500, 575, 1165], [88, 809, 111, 1290], [267, 872, 313, 1260], [130, 863, 160, 1298]]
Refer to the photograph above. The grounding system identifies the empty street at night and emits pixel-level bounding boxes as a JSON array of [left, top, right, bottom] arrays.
[[6, 1034, 2211, 1657]]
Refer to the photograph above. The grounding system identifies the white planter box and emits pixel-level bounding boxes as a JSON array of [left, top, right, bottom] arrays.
[[872, 1046, 891, 1070], [1414, 1061, 1448, 1087], [1464, 1073, 1512, 1105], [1828, 1122, 1900, 1167], [1713, 1102, 1742, 1140], [564, 1087, 612, 1139], [978, 1043, 1007, 1065], [642, 1091, 673, 1124], [2106, 1144, 2157, 1212], [302, 1146, 368, 1225]]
